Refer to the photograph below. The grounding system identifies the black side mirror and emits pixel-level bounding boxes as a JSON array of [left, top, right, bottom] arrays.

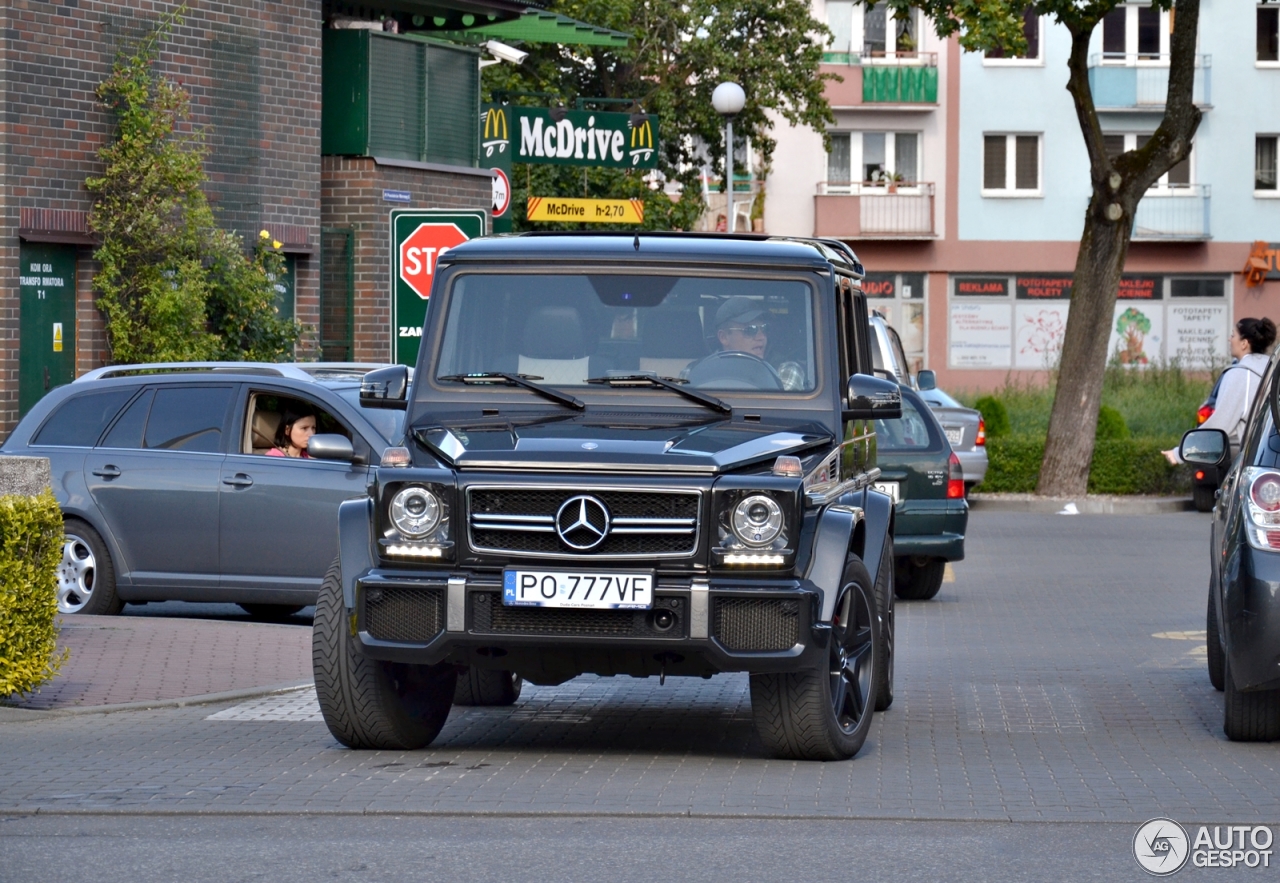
[[916, 369, 937, 391], [308, 434, 355, 462], [360, 365, 409, 410], [1179, 428, 1230, 467], [844, 373, 902, 421]]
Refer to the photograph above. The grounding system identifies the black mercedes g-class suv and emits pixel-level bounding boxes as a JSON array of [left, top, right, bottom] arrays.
[[312, 233, 902, 761]]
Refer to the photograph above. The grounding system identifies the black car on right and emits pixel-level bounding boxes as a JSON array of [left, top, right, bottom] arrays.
[[1180, 349, 1280, 741]]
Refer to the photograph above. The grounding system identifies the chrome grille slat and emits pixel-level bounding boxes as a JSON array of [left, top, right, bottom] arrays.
[[467, 486, 701, 559]]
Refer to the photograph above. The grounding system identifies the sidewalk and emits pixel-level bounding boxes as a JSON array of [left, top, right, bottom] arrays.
[[967, 493, 1195, 515], [1, 615, 312, 714]]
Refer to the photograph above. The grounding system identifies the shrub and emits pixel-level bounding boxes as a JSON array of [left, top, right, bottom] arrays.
[[978, 436, 1188, 495], [0, 491, 68, 698], [1095, 405, 1130, 440], [973, 395, 1010, 438]]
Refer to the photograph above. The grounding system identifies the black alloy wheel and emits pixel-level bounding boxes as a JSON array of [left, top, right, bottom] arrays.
[[829, 576, 877, 734]]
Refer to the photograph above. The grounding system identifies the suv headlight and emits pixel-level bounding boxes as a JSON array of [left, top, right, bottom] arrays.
[[390, 486, 442, 538], [731, 495, 784, 547]]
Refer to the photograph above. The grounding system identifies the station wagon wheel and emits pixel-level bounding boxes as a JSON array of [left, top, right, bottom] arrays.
[[57, 519, 121, 616], [749, 558, 880, 761]]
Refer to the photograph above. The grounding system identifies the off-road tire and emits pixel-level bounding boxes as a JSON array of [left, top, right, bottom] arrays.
[[895, 556, 945, 601], [59, 518, 122, 616], [872, 537, 895, 712], [313, 559, 456, 749], [239, 603, 305, 621], [1206, 587, 1224, 692], [750, 559, 880, 761], [453, 667, 523, 706], [1192, 484, 1216, 513], [1224, 658, 1280, 742]]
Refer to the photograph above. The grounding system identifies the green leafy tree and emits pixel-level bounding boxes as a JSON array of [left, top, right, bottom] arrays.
[[897, 0, 1201, 494], [86, 9, 299, 363], [484, 0, 836, 229]]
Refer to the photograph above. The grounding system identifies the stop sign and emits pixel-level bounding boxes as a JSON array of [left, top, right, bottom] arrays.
[[398, 222, 471, 299]]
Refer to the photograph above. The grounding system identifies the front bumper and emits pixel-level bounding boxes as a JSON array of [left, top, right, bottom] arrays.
[[1224, 541, 1280, 692], [348, 567, 829, 681], [893, 498, 968, 561]]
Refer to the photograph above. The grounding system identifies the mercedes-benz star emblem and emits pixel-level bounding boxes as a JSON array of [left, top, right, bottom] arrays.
[[555, 495, 611, 550]]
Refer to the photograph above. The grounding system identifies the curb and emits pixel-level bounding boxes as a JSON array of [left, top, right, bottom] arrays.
[[967, 494, 1195, 515], [0, 680, 313, 721]]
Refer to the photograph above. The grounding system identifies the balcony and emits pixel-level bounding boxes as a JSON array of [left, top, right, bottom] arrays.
[[814, 182, 936, 239], [819, 53, 939, 108], [1132, 185, 1210, 241], [1087, 54, 1211, 111]]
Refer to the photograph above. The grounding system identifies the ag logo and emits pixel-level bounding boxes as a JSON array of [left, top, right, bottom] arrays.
[[1134, 818, 1190, 876], [398, 223, 469, 300]]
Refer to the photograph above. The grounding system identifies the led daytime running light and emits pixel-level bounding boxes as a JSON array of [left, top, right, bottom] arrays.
[[723, 552, 786, 565], [385, 544, 445, 558]]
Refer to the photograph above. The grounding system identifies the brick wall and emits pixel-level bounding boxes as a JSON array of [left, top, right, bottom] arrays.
[[321, 156, 491, 362], [0, 0, 323, 437]]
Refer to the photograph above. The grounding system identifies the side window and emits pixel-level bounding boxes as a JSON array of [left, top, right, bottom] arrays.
[[874, 395, 940, 451], [887, 326, 911, 383], [244, 391, 351, 456], [32, 389, 135, 447], [99, 389, 155, 449], [144, 386, 234, 453]]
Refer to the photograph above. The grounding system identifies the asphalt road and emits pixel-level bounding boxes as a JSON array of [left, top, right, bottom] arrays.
[[2, 510, 1277, 881]]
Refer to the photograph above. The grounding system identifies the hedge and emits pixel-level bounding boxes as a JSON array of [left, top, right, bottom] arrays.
[[978, 436, 1189, 495], [0, 491, 67, 698]]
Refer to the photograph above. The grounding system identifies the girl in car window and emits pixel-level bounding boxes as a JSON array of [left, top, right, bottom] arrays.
[[268, 407, 316, 458]]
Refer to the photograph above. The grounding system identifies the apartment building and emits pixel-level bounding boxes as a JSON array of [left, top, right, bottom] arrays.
[[766, 0, 1280, 392]]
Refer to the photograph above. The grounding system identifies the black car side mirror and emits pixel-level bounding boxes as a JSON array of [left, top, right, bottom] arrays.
[[916, 369, 937, 391], [1179, 428, 1230, 468], [308, 434, 355, 462], [360, 365, 409, 410], [845, 373, 902, 421]]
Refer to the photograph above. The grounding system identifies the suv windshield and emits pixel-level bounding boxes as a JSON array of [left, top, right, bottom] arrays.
[[435, 273, 818, 394]]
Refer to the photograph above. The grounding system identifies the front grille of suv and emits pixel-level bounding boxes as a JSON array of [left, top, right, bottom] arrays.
[[467, 488, 700, 559], [363, 586, 444, 643], [713, 598, 799, 651]]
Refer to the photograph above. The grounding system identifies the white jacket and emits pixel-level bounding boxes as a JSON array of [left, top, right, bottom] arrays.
[[1201, 353, 1270, 448]]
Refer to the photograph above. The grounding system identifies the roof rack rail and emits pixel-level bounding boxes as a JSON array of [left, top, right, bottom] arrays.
[[76, 362, 315, 383]]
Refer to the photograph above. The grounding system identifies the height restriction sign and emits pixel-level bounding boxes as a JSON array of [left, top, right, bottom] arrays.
[[391, 209, 485, 366]]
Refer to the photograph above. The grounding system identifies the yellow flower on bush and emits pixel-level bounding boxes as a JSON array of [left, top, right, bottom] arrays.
[[259, 229, 270, 239]]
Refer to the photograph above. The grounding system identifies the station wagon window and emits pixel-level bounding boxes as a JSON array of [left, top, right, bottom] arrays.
[[32, 389, 134, 447], [242, 392, 351, 456], [436, 273, 819, 394], [873, 394, 941, 452], [99, 386, 233, 453]]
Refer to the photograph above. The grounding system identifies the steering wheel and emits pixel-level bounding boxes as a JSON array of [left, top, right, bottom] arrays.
[[684, 351, 784, 391]]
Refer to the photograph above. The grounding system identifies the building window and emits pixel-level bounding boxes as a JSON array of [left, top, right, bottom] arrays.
[[1101, 5, 1171, 62], [983, 134, 1040, 195], [825, 1, 922, 61], [1261, 4, 1280, 63], [1259, 136, 1279, 192], [985, 10, 1041, 62], [825, 131, 921, 190], [1104, 133, 1192, 189]]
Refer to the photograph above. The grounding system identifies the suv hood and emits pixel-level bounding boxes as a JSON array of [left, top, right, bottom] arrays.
[[413, 414, 832, 474]]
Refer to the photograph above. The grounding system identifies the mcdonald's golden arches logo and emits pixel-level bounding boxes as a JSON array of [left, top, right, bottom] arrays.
[[483, 107, 509, 157], [628, 118, 654, 165]]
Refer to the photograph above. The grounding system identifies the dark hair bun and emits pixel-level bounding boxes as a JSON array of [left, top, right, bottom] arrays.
[[1238, 317, 1277, 354]]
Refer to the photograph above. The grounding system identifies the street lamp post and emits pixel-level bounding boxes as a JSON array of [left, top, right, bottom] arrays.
[[712, 82, 745, 232]]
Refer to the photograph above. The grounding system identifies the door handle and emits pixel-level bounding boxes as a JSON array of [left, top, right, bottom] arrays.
[[91, 465, 121, 479], [222, 474, 254, 488]]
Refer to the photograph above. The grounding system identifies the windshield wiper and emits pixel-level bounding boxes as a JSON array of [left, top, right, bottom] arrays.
[[585, 373, 731, 415], [438, 373, 584, 411]]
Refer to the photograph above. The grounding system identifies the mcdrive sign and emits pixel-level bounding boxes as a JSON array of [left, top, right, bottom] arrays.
[[500, 107, 659, 169], [391, 209, 485, 366]]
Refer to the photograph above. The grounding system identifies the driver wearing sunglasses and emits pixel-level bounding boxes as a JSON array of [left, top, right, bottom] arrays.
[[715, 296, 769, 358]]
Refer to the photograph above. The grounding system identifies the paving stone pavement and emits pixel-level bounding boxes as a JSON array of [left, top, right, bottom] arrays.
[[2, 511, 1279, 823]]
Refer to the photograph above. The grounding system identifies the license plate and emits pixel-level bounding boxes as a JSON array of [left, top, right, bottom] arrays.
[[945, 427, 964, 447], [503, 570, 653, 610], [873, 481, 900, 503]]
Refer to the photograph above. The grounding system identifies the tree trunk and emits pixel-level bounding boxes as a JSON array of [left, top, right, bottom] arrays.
[[1037, 0, 1202, 496]]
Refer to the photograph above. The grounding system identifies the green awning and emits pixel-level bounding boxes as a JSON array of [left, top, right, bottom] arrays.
[[442, 10, 630, 46]]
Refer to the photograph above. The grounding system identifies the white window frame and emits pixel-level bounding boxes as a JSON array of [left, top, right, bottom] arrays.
[[983, 13, 1045, 68], [825, 130, 923, 192], [1257, 134, 1280, 198], [1108, 133, 1196, 191], [1101, 4, 1172, 66], [981, 133, 1043, 198], [848, 2, 924, 64], [1261, 2, 1280, 69]]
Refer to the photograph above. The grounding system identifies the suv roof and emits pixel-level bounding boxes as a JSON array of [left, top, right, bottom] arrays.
[[439, 233, 866, 277], [75, 362, 398, 385]]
